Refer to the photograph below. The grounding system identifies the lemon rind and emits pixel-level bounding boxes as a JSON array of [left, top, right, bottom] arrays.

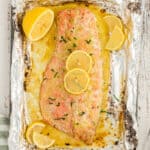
[[28, 9, 54, 41], [64, 68, 90, 95], [66, 50, 92, 72]]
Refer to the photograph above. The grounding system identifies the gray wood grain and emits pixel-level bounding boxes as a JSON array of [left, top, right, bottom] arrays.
[[137, 0, 150, 150], [0, 0, 11, 117]]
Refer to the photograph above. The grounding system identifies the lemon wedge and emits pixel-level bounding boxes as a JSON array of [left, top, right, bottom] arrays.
[[66, 50, 92, 72], [103, 15, 123, 32], [26, 121, 46, 144], [33, 132, 55, 149], [105, 26, 125, 51], [64, 68, 90, 95], [22, 7, 54, 41]]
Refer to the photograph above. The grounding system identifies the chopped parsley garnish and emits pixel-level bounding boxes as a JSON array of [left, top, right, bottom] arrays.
[[75, 122, 79, 125], [73, 37, 77, 40], [54, 117, 66, 120], [43, 77, 47, 81], [56, 102, 60, 107], [54, 72, 58, 78], [67, 49, 72, 53], [100, 110, 111, 115], [60, 36, 67, 43], [89, 53, 93, 56], [113, 94, 120, 101], [85, 39, 92, 44], [51, 69, 59, 78], [64, 113, 68, 116], [51, 68, 55, 72], [79, 111, 85, 116], [48, 97, 56, 101], [73, 43, 77, 47]]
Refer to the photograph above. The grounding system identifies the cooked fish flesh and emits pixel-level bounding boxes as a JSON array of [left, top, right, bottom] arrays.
[[40, 8, 103, 144]]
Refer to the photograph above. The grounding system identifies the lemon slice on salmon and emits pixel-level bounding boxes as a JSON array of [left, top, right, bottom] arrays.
[[33, 132, 55, 149], [22, 7, 54, 41], [66, 50, 93, 72], [103, 15, 123, 32], [26, 121, 46, 144], [64, 68, 90, 95], [105, 26, 125, 51]]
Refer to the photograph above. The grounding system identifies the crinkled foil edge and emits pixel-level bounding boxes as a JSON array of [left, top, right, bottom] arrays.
[[9, 0, 142, 149]]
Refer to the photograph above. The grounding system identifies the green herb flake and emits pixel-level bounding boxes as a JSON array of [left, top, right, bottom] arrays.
[[54, 117, 66, 120], [70, 101, 74, 107], [85, 39, 92, 44], [89, 53, 93, 56], [73, 43, 77, 47], [100, 110, 111, 115], [54, 72, 58, 78], [79, 111, 85, 116], [43, 77, 47, 81], [67, 49, 72, 53], [113, 95, 120, 102], [73, 37, 77, 40], [60, 36, 67, 43], [51, 68, 55, 72], [56, 102, 60, 107], [64, 113, 68, 116], [48, 97, 56, 101]]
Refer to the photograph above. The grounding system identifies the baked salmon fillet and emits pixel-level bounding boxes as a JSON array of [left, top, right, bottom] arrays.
[[40, 8, 103, 144]]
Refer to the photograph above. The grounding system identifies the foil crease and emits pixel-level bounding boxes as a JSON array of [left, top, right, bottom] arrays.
[[9, 0, 143, 149]]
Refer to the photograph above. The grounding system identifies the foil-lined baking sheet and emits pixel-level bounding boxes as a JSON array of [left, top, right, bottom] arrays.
[[9, 0, 143, 149]]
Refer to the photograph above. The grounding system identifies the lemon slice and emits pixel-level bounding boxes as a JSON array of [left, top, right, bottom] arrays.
[[26, 121, 46, 144], [33, 132, 55, 149], [66, 50, 93, 72], [64, 68, 90, 95], [105, 26, 125, 51], [22, 7, 54, 41], [103, 15, 123, 32]]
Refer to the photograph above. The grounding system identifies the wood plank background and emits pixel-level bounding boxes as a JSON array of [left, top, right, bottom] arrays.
[[137, 0, 150, 149]]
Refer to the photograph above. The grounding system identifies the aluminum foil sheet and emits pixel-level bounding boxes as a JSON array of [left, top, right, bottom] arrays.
[[9, 0, 143, 149]]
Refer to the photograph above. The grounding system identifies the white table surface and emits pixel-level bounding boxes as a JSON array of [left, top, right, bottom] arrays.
[[0, 0, 11, 117]]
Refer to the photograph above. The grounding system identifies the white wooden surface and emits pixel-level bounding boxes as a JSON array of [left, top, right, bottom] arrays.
[[0, 0, 149, 149], [137, 1, 150, 149], [0, 0, 11, 117]]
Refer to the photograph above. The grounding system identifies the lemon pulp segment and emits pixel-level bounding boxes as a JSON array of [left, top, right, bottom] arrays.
[[103, 15, 123, 32], [26, 121, 46, 144], [64, 68, 90, 94], [66, 50, 93, 72], [22, 7, 54, 41], [105, 26, 125, 50], [33, 132, 55, 149]]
